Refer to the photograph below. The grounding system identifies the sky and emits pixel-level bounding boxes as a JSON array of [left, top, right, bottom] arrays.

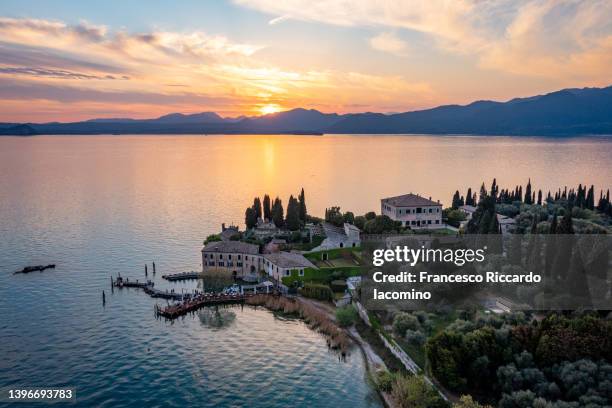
[[0, 0, 611, 122]]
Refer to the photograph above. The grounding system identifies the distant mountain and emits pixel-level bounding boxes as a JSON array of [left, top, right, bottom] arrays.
[[327, 86, 612, 135], [2, 86, 611, 136]]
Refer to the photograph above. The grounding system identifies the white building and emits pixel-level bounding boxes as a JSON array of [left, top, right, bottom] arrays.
[[312, 222, 361, 251], [381, 193, 443, 229], [459, 205, 516, 234], [202, 241, 262, 281], [262, 252, 317, 282]]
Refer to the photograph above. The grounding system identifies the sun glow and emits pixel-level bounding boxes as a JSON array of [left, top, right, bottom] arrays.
[[259, 104, 282, 115]]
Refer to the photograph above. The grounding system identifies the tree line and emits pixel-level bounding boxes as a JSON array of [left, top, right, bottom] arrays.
[[244, 188, 307, 231]]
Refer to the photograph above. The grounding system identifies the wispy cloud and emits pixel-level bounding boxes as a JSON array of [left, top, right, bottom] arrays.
[[369, 32, 409, 56], [235, 0, 612, 84], [0, 16, 437, 121], [269, 15, 291, 25]]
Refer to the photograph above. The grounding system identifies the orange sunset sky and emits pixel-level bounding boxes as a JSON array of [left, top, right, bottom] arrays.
[[0, 0, 611, 122]]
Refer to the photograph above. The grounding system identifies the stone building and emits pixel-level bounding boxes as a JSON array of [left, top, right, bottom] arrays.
[[381, 193, 443, 229]]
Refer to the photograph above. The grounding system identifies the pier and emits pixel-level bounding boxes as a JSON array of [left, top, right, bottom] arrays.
[[161, 271, 201, 281], [112, 276, 196, 300], [155, 293, 254, 319]]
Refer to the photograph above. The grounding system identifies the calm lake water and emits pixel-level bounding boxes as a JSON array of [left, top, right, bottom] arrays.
[[1, 134, 611, 407]]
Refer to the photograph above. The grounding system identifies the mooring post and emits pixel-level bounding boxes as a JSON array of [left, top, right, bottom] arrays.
[[102, 290, 106, 305], [153, 262, 156, 274], [110, 276, 114, 293], [145, 264, 148, 276]]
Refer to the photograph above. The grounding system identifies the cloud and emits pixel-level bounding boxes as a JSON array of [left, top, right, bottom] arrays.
[[0, 66, 128, 80], [369, 32, 409, 56], [269, 15, 291, 25], [234, 0, 612, 83]]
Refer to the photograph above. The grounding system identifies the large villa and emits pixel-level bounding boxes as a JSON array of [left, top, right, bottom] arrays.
[[202, 192, 447, 285], [381, 193, 443, 229], [202, 240, 317, 283]]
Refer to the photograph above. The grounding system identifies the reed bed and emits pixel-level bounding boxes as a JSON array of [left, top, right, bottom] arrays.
[[246, 294, 351, 354]]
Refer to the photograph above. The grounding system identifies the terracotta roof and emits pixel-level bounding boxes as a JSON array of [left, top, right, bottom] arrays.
[[263, 252, 316, 269], [381, 193, 441, 207], [202, 241, 259, 254]]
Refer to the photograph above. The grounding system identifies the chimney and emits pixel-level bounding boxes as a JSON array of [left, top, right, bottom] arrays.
[[222, 223, 226, 231]]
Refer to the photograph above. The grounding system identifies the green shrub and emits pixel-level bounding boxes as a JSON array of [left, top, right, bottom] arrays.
[[376, 370, 396, 392], [393, 312, 420, 337], [335, 305, 357, 327], [299, 283, 333, 301]]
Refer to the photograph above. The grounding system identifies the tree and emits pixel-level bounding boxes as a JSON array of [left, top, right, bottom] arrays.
[[452, 190, 463, 209], [466, 188, 474, 206], [392, 375, 447, 408], [245, 207, 257, 229], [393, 312, 420, 336], [343, 211, 355, 224], [298, 188, 307, 222], [354, 215, 366, 230], [453, 395, 492, 408], [253, 197, 262, 220], [271, 197, 284, 227], [557, 211, 574, 234], [537, 190, 542, 206], [524, 179, 532, 205], [363, 215, 399, 234], [325, 206, 344, 226], [365, 211, 376, 220], [263, 194, 271, 221], [285, 195, 301, 231]]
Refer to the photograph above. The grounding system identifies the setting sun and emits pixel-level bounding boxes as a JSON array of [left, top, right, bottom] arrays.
[[259, 104, 282, 115]]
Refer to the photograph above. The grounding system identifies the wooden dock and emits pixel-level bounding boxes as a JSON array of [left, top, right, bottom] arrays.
[[161, 271, 201, 281], [112, 276, 195, 300], [155, 293, 254, 319]]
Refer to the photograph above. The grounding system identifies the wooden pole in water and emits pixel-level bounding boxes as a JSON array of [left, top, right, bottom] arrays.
[[110, 276, 114, 293], [153, 262, 156, 274], [145, 264, 148, 276], [102, 290, 106, 305]]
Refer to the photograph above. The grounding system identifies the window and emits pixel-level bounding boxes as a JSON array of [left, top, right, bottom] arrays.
[[238, 255, 241, 260], [237, 262, 243, 267], [416, 207, 422, 213], [299, 269, 304, 276], [219, 254, 223, 259], [245, 256, 248, 260], [437, 208, 440, 213], [285, 270, 290, 276], [435, 220, 440, 224], [218, 261, 225, 267], [428, 220, 432, 224], [228, 262, 233, 267], [428, 208, 432, 213], [228, 254, 232, 259]]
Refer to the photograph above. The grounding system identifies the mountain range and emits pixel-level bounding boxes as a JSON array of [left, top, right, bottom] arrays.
[[1, 86, 611, 136]]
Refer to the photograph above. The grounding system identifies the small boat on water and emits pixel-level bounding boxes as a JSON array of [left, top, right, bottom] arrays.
[[14, 264, 56, 274]]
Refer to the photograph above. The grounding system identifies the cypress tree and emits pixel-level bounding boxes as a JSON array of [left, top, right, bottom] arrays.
[[537, 190, 542, 206], [466, 188, 473, 206], [253, 197, 262, 220], [557, 211, 574, 234], [524, 179, 532, 204], [298, 188, 307, 223], [263, 194, 271, 221], [452, 190, 462, 209], [245, 207, 257, 229], [285, 195, 301, 231], [271, 197, 284, 228]]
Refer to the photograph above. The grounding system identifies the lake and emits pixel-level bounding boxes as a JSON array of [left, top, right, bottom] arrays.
[[0, 134, 611, 406]]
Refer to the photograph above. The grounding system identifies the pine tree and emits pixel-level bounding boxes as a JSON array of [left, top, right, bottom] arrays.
[[298, 188, 307, 223], [263, 194, 271, 221]]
